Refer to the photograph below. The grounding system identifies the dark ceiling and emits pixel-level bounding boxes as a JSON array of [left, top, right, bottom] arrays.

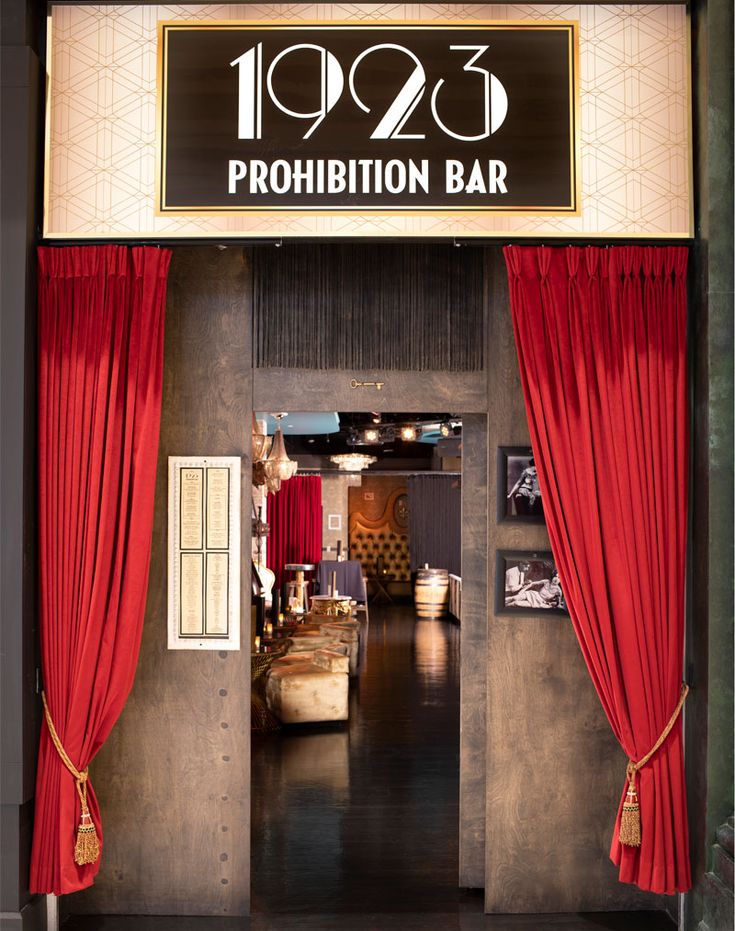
[[283, 411, 459, 461]]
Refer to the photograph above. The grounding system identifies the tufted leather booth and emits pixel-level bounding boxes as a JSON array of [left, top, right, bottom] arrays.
[[349, 521, 410, 581]]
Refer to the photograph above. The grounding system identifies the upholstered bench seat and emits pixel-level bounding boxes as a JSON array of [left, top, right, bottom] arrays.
[[319, 621, 361, 675], [312, 648, 350, 674], [272, 645, 348, 668], [266, 650, 349, 724], [288, 633, 338, 652]]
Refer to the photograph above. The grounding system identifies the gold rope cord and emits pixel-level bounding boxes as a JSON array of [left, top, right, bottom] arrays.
[[619, 683, 689, 847], [41, 691, 100, 866]]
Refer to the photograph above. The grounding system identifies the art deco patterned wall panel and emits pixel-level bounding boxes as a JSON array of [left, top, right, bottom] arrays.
[[45, 3, 690, 238]]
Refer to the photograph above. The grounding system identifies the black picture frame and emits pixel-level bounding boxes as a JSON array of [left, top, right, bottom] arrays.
[[497, 446, 544, 523], [495, 550, 568, 616]]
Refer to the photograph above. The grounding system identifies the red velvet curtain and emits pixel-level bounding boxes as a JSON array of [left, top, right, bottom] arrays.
[[505, 245, 690, 894], [30, 245, 170, 895], [267, 476, 322, 589]]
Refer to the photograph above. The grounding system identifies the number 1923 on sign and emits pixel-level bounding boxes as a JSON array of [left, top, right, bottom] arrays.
[[158, 23, 577, 212]]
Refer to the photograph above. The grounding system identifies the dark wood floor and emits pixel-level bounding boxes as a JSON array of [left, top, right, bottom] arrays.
[[61, 913, 677, 930], [251, 605, 462, 916], [63, 606, 675, 931]]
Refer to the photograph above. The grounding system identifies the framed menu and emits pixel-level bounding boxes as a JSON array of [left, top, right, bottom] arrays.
[[168, 457, 241, 650]]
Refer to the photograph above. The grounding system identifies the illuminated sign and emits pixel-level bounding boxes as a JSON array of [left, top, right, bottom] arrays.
[[158, 22, 578, 215]]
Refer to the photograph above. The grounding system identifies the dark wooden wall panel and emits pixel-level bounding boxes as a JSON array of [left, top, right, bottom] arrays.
[[459, 412, 488, 888], [254, 244, 484, 372], [685, 1, 734, 927], [67, 247, 253, 917], [483, 248, 665, 913], [253, 368, 487, 412], [0, 18, 43, 929]]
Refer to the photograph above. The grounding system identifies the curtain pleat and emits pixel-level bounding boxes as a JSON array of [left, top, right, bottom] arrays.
[[253, 245, 484, 371], [504, 244, 690, 894], [266, 476, 323, 589], [30, 245, 170, 895], [407, 474, 461, 576]]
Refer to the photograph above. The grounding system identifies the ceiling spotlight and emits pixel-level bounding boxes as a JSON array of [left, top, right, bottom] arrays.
[[363, 428, 380, 443], [371, 412, 381, 424], [440, 423, 452, 437], [400, 425, 417, 442]]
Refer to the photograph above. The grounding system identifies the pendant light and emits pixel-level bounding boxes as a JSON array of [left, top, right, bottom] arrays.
[[252, 415, 272, 462], [252, 416, 274, 489], [263, 413, 298, 484]]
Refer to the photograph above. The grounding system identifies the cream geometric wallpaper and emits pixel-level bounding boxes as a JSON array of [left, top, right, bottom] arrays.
[[45, 3, 691, 238]]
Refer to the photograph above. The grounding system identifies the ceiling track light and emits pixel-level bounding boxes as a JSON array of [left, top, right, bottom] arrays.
[[352, 425, 395, 445]]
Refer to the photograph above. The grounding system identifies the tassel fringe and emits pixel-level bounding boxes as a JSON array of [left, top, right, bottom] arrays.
[[74, 815, 101, 865], [616, 686, 690, 850], [40, 694, 102, 868], [619, 775, 641, 847]]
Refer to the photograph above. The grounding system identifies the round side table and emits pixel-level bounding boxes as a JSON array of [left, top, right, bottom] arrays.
[[284, 563, 316, 615]]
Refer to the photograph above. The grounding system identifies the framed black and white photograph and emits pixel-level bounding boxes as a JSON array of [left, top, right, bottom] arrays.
[[498, 447, 544, 523], [495, 550, 568, 616]]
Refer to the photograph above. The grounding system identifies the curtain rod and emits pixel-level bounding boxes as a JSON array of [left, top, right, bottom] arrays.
[[39, 237, 694, 248]]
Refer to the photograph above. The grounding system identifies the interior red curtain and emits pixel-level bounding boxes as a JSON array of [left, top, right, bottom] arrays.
[[267, 476, 322, 589], [504, 245, 690, 895], [30, 245, 170, 895]]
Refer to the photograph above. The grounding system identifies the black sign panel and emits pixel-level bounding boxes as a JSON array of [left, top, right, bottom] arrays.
[[158, 22, 578, 214]]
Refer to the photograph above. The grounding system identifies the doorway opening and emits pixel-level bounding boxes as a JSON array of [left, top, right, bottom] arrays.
[[249, 409, 468, 915]]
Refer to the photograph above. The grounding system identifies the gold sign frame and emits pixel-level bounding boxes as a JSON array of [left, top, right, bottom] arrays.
[[156, 20, 581, 220]]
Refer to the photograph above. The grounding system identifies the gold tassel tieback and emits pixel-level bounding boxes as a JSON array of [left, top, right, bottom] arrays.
[[41, 692, 101, 866], [618, 683, 689, 848], [619, 762, 642, 846]]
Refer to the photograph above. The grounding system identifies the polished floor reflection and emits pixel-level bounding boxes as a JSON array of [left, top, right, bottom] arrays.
[[251, 605, 462, 915], [62, 912, 677, 930], [63, 606, 676, 930]]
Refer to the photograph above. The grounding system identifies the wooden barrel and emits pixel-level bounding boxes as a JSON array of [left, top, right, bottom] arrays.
[[414, 568, 450, 619]]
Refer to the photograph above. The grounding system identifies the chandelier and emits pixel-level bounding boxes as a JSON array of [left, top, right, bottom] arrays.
[[252, 414, 296, 492], [263, 418, 298, 484], [252, 429, 271, 462], [330, 453, 377, 472]]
